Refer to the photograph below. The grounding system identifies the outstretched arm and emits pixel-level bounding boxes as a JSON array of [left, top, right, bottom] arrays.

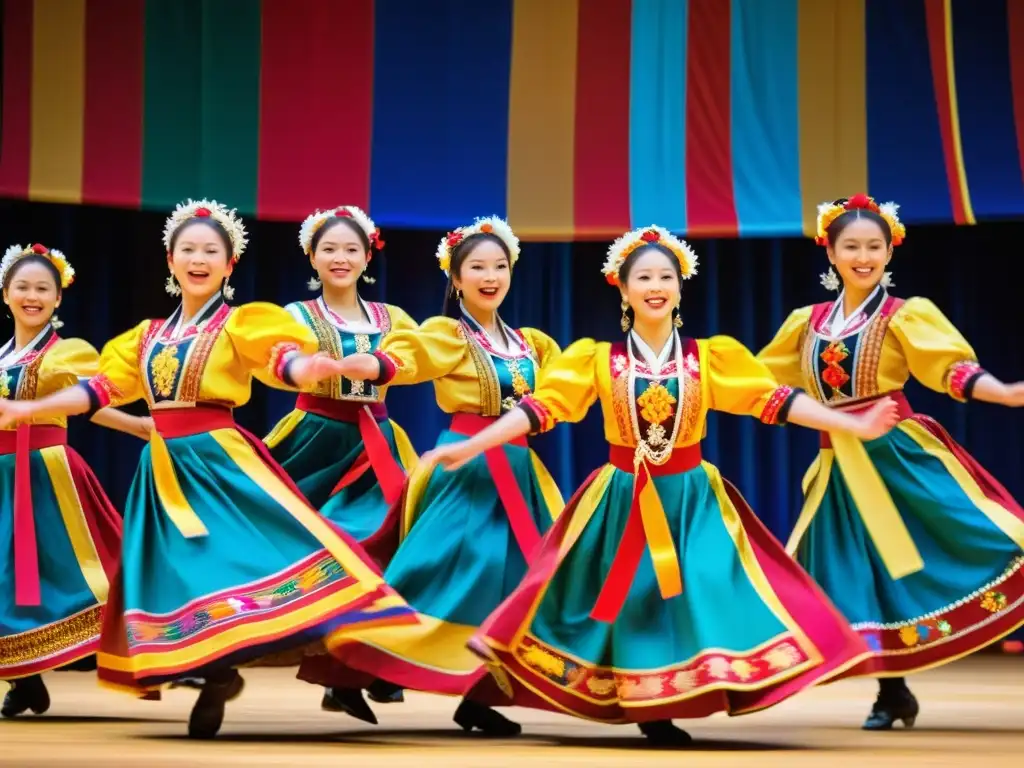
[[420, 409, 532, 472], [0, 385, 91, 429], [90, 408, 153, 441], [785, 392, 899, 439], [968, 375, 1024, 407]]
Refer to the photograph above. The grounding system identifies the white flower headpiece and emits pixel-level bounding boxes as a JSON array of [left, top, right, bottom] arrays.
[[436, 216, 520, 275], [602, 225, 698, 286], [299, 205, 383, 256], [162, 199, 249, 261], [815, 193, 906, 247], [1, 243, 75, 289]]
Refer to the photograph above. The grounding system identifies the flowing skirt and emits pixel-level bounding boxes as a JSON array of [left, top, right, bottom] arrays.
[[793, 409, 1024, 677], [96, 406, 417, 696], [266, 396, 417, 562], [469, 448, 870, 723], [1, 426, 121, 679], [300, 414, 564, 698]]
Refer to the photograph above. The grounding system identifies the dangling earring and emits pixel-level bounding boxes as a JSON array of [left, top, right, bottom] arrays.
[[673, 306, 683, 329], [819, 267, 841, 292], [456, 288, 464, 301], [307, 276, 322, 291], [361, 268, 376, 285], [222, 277, 235, 301], [620, 299, 631, 332], [165, 274, 182, 297], [880, 271, 895, 289], [51, 314, 64, 330]]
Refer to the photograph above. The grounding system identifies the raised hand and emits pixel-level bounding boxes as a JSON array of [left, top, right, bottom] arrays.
[[853, 397, 901, 440]]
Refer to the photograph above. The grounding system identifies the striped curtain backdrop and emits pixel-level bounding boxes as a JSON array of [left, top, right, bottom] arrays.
[[2, 0, 1024, 239]]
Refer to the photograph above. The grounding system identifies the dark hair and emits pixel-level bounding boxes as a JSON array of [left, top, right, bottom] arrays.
[[3, 254, 63, 294], [441, 232, 512, 318], [310, 216, 371, 254], [825, 199, 893, 246], [169, 217, 234, 257], [617, 243, 684, 331]]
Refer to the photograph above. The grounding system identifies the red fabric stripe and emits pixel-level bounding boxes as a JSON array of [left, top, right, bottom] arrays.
[[82, 0, 144, 207], [0, 0, 32, 197], [924, 0, 968, 224], [573, 0, 631, 238], [684, 0, 737, 236], [257, 0, 375, 220], [1009, 1, 1024, 190]]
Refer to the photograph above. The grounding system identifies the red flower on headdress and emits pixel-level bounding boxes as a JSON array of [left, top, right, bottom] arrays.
[[31, 243, 47, 254], [447, 231, 464, 247], [336, 208, 352, 218], [369, 229, 385, 250], [845, 193, 877, 212], [605, 273, 619, 286], [640, 230, 660, 243], [480, 223, 493, 234], [194, 207, 211, 217]]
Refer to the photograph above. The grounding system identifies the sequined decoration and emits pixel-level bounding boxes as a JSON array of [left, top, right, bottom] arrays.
[[501, 358, 532, 412], [150, 344, 181, 398], [820, 340, 850, 400], [636, 381, 676, 448], [0, 370, 10, 399], [980, 590, 1008, 613]]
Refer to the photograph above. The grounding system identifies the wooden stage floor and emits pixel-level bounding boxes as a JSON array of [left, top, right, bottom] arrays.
[[3, 655, 1022, 767]]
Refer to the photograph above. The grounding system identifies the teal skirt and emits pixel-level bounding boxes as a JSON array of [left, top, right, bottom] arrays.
[[793, 413, 1024, 676], [1, 428, 121, 680], [470, 448, 870, 723], [266, 397, 416, 559], [301, 417, 564, 697], [96, 406, 415, 695]]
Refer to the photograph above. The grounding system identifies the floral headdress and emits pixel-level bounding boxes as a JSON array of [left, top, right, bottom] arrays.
[[601, 226, 698, 286], [0, 243, 75, 289], [299, 205, 384, 256], [162, 199, 248, 261], [436, 216, 520, 275], [815, 193, 906, 247]]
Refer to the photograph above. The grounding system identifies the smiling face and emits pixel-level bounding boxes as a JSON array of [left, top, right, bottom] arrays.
[[3, 259, 60, 333], [311, 220, 368, 291], [827, 216, 891, 294], [451, 237, 511, 314], [167, 221, 233, 302], [620, 246, 681, 328]]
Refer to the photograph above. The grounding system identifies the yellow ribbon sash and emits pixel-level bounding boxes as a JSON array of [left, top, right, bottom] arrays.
[[149, 429, 209, 538]]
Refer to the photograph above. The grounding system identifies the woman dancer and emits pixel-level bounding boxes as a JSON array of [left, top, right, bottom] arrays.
[[757, 194, 1024, 729], [416, 226, 896, 745], [0, 201, 417, 739], [1, 243, 150, 718], [301, 216, 563, 736], [266, 206, 417, 555]]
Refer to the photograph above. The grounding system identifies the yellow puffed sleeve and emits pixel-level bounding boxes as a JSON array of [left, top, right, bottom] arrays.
[[702, 335, 798, 425], [86, 320, 150, 408], [385, 304, 418, 334], [36, 338, 100, 396], [520, 338, 599, 433], [520, 328, 562, 368], [225, 302, 319, 390], [376, 316, 467, 387], [757, 305, 813, 389], [888, 297, 985, 402]]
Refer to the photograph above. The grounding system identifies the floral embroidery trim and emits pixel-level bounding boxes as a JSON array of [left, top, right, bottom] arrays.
[[760, 386, 794, 425], [520, 395, 554, 433], [946, 361, 984, 402], [125, 552, 348, 648], [87, 374, 122, 409], [268, 342, 301, 383], [513, 633, 810, 703]]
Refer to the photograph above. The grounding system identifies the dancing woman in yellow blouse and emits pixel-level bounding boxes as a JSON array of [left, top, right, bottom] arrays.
[[417, 226, 896, 745], [0, 244, 150, 718], [758, 195, 1024, 730], [0, 201, 417, 739], [299, 217, 563, 736]]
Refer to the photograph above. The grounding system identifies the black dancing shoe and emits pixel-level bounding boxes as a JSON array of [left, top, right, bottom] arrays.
[[187, 670, 245, 739], [638, 720, 692, 746], [1, 675, 50, 718], [366, 679, 405, 704], [320, 687, 378, 724], [453, 700, 522, 737], [863, 688, 919, 731]]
